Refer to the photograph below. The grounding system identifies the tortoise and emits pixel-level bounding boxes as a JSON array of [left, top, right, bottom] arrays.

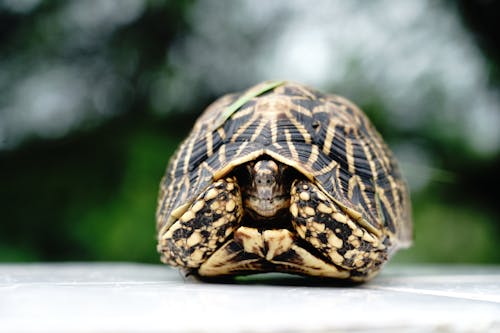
[[156, 81, 412, 282]]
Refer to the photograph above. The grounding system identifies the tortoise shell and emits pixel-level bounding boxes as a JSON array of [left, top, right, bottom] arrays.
[[156, 81, 412, 281]]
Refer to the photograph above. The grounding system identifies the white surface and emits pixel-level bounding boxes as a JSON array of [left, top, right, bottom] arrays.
[[0, 263, 499, 332]]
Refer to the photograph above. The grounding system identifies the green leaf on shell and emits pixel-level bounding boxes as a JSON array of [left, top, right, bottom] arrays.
[[212, 80, 286, 130]]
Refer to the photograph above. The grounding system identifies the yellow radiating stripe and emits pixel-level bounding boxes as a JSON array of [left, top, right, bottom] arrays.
[[351, 174, 376, 223], [201, 161, 216, 178], [347, 175, 358, 204], [183, 132, 197, 175], [285, 128, 299, 160], [377, 186, 397, 232], [287, 113, 312, 144], [332, 167, 342, 195], [359, 134, 378, 181], [272, 142, 283, 150], [250, 119, 268, 142], [370, 133, 391, 176], [270, 120, 278, 144], [180, 176, 190, 202], [235, 141, 249, 158], [345, 136, 355, 174], [306, 144, 320, 168], [388, 175, 400, 221], [218, 144, 226, 164], [217, 127, 226, 141], [230, 113, 259, 143], [314, 159, 338, 177], [291, 101, 313, 117], [322, 118, 336, 155], [389, 174, 401, 214], [206, 130, 213, 157]]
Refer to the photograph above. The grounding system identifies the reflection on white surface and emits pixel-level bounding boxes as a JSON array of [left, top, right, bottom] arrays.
[[0, 263, 499, 332]]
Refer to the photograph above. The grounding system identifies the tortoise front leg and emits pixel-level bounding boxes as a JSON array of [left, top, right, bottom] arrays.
[[290, 180, 388, 281], [158, 177, 243, 270]]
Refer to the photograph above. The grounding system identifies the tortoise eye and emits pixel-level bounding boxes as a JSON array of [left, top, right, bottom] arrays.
[[256, 178, 272, 185]]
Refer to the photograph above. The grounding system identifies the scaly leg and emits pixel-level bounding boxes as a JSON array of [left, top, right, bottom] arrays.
[[290, 180, 388, 280], [158, 177, 243, 269]]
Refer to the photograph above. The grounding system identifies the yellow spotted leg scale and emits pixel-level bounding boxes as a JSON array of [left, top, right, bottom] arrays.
[[290, 179, 388, 281], [158, 177, 243, 269]]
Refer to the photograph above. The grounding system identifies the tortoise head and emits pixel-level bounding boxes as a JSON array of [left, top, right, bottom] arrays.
[[243, 159, 291, 218]]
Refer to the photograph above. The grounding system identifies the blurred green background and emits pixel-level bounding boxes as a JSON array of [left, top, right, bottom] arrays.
[[0, 0, 499, 264]]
